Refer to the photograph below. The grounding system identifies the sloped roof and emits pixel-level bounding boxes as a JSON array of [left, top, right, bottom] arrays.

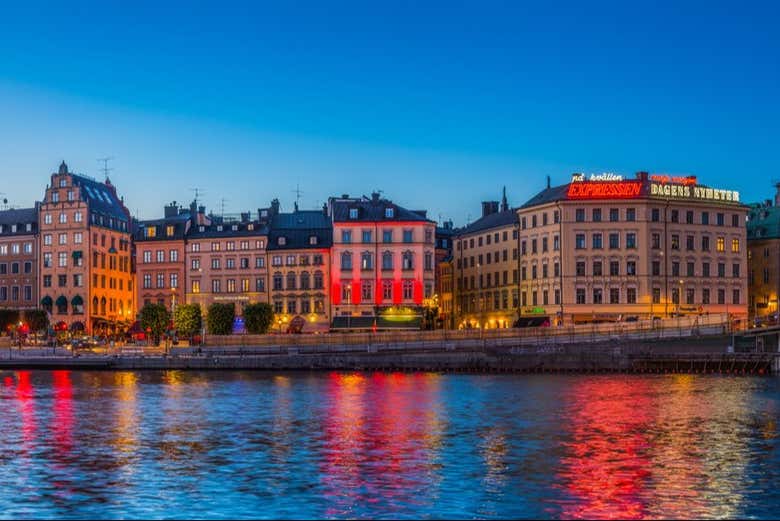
[[268, 210, 333, 250], [520, 184, 570, 209], [188, 221, 269, 239], [71, 174, 130, 223], [134, 213, 191, 242], [330, 196, 433, 223], [747, 203, 780, 240], [457, 209, 518, 236], [0, 208, 37, 235]]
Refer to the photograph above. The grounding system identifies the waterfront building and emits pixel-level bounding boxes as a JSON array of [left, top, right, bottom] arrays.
[[435, 221, 456, 328], [453, 189, 520, 329], [517, 172, 748, 325], [0, 207, 39, 311], [134, 201, 193, 311], [746, 185, 780, 321], [184, 207, 268, 321], [267, 204, 332, 333], [38, 161, 134, 333], [328, 193, 436, 330]]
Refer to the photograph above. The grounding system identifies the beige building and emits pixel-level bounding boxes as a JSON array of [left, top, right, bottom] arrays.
[[0, 207, 38, 311], [454, 191, 520, 329], [518, 172, 748, 325], [746, 186, 780, 321]]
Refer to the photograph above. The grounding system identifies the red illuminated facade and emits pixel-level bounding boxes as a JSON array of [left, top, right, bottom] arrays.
[[328, 193, 436, 328]]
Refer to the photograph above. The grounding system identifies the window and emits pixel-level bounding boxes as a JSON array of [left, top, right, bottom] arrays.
[[732, 214, 740, 227], [385, 207, 394, 218], [592, 233, 603, 249], [718, 263, 726, 278], [362, 230, 372, 243], [170, 250, 179, 262], [382, 230, 393, 243], [402, 280, 413, 300], [285, 255, 295, 266], [592, 209, 602, 222], [553, 236, 560, 251], [191, 258, 200, 270], [211, 242, 220, 251], [652, 233, 661, 249], [610, 288, 620, 304], [626, 233, 636, 249], [58, 252, 67, 267], [74, 211, 82, 223], [575, 234, 585, 249], [717, 213, 724, 226], [191, 280, 200, 293], [671, 235, 680, 250], [717, 289, 725, 305], [652, 288, 661, 304], [349, 208, 358, 219], [342, 230, 352, 243], [341, 252, 352, 270], [212, 279, 222, 293], [733, 289, 740, 305], [403, 230, 413, 243], [273, 272, 283, 290], [593, 288, 603, 304], [627, 287, 637, 304], [44, 234, 52, 246], [686, 235, 695, 251], [256, 256, 265, 268], [627, 261, 636, 276], [609, 233, 619, 249], [652, 208, 660, 222], [361, 280, 373, 301], [382, 251, 393, 270], [687, 262, 695, 277], [170, 273, 178, 289], [672, 261, 680, 277], [731, 239, 740, 253], [610, 261, 619, 276], [686, 211, 694, 224], [732, 263, 740, 278], [157, 273, 165, 288], [576, 288, 586, 304], [44, 213, 52, 224], [382, 280, 392, 300], [402, 251, 414, 270], [576, 261, 586, 277], [716, 237, 725, 252], [702, 212, 709, 225], [671, 210, 679, 223], [626, 208, 636, 222], [211, 258, 221, 269], [575, 209, 585, 222], [703, 262, 710, 277], [592, 261, 602, 276], [286, 272, 296, 290], [143, 274, 152, 289], [361, 252, 373, 270], [609, 208, 619, 222], [256, 278, 265, 292], [702, 236, 710, 251], [424, 252, 433, 271], [157, 250, 165, 263]]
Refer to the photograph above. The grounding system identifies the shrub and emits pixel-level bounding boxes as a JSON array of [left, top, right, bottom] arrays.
[[174, 304, 202, 338], [140, 303, 171, 344], [243, 303, 274, 334], [206, 303, 235, 335]]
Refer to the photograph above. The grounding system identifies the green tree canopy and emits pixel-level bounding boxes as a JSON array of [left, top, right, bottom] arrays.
[[173, 304, 202, 338], [0, 309, 20, 332], [243, 303, 274, 334], [140, 303, 171, 344], [206, 303, 235, 335], [23, 309, 49, 333]]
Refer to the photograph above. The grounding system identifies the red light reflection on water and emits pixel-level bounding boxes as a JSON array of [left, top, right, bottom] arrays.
[[320, 372, 442, 516], [15, 371, 37, 448], [556, 378, 653, 520], [52, 370, 74, 457]]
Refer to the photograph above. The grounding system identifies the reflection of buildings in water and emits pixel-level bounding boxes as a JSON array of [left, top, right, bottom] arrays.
[[319, 372, 444, 517], [555, 378, 654, 520], [113, 371, 139, 470], [15, 371, 37, 452], [270, 375, 293, 465]]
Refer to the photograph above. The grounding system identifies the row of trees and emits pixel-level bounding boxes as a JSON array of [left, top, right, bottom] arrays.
[[0, 309, 49, 334], [139, 302, 275, 343]]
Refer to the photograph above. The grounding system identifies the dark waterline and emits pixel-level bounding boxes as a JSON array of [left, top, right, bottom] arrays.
[[0, 371, 778, 520]]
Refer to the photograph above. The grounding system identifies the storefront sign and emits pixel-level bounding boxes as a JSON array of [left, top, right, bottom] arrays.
[[650, 183, 739, 202], [571, 172, 624, 182], [522, 306, 546, 315], [650, 174, 697, 186], [567, 181, 642, 199]]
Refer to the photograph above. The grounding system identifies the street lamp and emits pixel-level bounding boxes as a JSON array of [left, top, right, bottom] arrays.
[[677, 279, 684, 316]]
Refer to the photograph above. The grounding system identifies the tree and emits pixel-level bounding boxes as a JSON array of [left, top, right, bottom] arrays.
[[243, 303, 274, 334], [0, 309, 20, 333], [140, 303, 170, 345], [23, 309, 49, 333], [174, 304, 202, 339], [206, 303, 235, 335]]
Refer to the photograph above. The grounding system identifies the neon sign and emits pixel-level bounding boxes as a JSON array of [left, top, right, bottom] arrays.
[[567, 181, 642, 199], [650, 174, 697, 186], [571, 172, 624, 182], [650, 183, 740, 202]]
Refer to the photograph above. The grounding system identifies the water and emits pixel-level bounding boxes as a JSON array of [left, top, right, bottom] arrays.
[[0, 371, 778, 520]]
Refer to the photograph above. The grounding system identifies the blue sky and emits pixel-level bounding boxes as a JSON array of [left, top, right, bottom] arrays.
[[1, 1, 778, 223]]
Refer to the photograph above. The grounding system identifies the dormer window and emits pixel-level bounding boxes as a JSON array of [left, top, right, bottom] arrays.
[[261, 210, 268, 217], [278, 237, 287, 246], [217, 225, 223, 231], [232, 225, 238, 231], [248, 224, 254, 231], [349, 208, 359, 219], [199, 225, 205, 232], [52, 192, 59, 203], [59, 179, 67, 188], [145, 227, 156, 238], [11, 225, 17, 233], [385, 207, 394, 218], [309, 235, 318, 245], [166, 225, 175, 237]]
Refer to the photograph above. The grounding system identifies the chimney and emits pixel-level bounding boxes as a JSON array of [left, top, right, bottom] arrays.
[[481, 201, 499, 218], [323, 202, 328, 216], [636, 171, 649, 182], [164, 201, 179, 219], [270, 198, 280, 216], [546, 176, 551, 189], [240, 212, 250, 223], [371, 192, 380, 203]]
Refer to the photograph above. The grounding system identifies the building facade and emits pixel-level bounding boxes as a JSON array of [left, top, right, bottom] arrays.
[[435, 221, 455, 328], [746, 186, 780, 321], [517, 172, 748, 325], [328, 193, 436, 329], [38, 162, 134, 333], [453, 191, 520, 329], [134, 202, 192, 311], [184, 214, 269, 320], [0, 208, 38, 311], [267, 206, 332, 333]]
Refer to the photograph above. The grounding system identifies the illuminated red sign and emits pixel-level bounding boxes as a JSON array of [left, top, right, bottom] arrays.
[[650, 174, 697, 186], [567, 181, 642, 199]]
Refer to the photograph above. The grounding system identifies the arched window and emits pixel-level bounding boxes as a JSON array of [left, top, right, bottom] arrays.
[[286, 272, 297, 290], [382, 251, 393, 270], [100, 297, 107, 315], [402, 251, 414, 270], [341, 251, 352, 270], [300, 271, 311, 290], [313, 271, 324, 290], [92, 296, 99, 313]]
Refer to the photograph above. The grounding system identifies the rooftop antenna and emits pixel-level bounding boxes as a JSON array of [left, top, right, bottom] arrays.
[[97, 156, 114, 181], [190, 188, 205, 205], [292, 183, 304, 210], [220, 197, 228, 218]]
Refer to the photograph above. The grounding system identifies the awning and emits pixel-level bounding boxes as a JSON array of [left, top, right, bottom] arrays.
[[40, 296, 53, 306], [71, 295, 84, 306], [55, 295, 68, 307], [70, 321, 85, 332]]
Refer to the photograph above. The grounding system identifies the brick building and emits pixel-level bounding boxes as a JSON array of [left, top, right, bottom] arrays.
[[0, 207, 38, 311]]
